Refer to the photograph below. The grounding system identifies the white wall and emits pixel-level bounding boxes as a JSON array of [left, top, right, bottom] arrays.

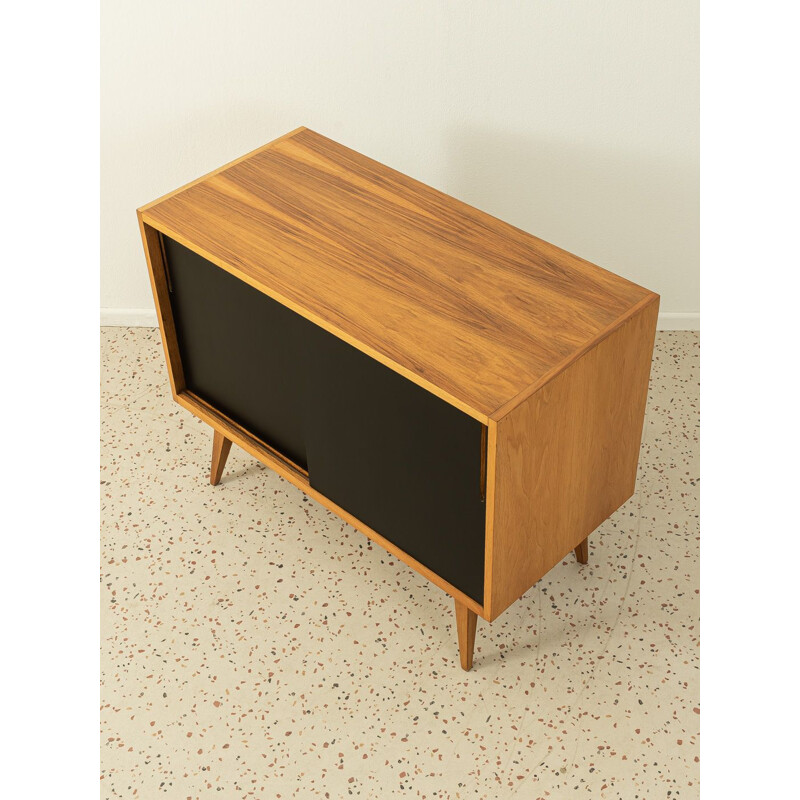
[[101, 0, 698, 328]]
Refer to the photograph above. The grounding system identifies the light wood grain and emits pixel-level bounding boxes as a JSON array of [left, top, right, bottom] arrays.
[[210, 430, 232, 486], [137, 127, 309, 215], [454, 599, 477, 671], [484, 297, 658, 620], [140, 128, 654, 420]]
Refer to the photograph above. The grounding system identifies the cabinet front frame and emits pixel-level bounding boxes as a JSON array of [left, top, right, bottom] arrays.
[[138, 216, 488, 619]]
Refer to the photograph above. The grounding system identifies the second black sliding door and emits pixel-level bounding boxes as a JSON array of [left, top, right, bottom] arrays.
[[304, 330, 486, 603]]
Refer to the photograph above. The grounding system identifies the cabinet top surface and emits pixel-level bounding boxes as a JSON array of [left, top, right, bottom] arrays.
[[140, 127, 657, 420]]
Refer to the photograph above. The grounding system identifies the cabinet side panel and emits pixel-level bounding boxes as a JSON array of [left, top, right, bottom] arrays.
[[486, 298, 659, 620]]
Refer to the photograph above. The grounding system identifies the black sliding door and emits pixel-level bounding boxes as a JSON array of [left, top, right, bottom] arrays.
[[304, 332, 486, 602], [163, 235, 486, 602], [164, 235, 310, 468]]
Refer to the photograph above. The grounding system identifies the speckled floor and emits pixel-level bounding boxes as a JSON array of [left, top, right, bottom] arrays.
[[100, 328, 699, 799]]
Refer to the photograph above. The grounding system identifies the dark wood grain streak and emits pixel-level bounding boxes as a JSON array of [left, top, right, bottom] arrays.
[[140, 128, 654, 420]]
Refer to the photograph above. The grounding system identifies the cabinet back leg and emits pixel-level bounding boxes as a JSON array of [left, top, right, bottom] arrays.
[[454, 598, 477, 671], [574, 535, 589, 564], [210, 430, 232, 485]]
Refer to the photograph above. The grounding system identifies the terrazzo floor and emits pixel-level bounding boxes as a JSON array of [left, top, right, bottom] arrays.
[[100, 328, 699, 799]]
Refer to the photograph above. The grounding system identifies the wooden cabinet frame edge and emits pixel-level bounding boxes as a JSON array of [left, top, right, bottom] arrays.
[[138, 210, 658, 663], [138, 214, 486, 620], [138, 212, 489, 425]]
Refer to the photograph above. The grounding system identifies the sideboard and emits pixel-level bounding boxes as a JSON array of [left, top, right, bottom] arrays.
[[138, 127, 659, 670]]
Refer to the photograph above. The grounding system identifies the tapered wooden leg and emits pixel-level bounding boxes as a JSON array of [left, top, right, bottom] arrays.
[[210, 430, 232, 486], [574, 535, 589, 564], [454, 599, 477, 671]]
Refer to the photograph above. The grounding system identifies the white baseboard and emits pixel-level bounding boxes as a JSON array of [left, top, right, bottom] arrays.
[[100, 307, 699, 331], [657, 312, 699, 331], [101, 308, 158, 327]]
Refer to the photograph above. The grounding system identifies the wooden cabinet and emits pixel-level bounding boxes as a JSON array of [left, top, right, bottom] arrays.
[[138, 127, 659, 670]]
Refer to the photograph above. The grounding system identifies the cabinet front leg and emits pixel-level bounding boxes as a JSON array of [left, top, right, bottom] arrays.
[[210, 429, 233, 486], [454, 598, 477, 671], [574, 535, 589, 564]]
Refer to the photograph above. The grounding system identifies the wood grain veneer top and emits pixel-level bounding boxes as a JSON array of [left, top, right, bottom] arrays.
[[139, 127, 657, 421]]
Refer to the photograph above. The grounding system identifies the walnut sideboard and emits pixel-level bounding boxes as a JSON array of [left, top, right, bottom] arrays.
[[137, 127, 659, 671]]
